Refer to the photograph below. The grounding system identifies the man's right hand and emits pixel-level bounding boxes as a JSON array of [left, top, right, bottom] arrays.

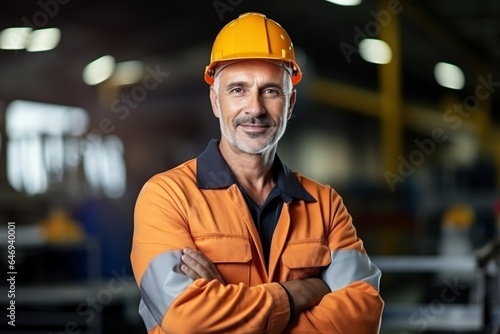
[[180, 248, 226, 284]]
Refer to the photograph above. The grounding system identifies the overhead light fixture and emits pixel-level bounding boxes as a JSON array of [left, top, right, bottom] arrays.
[[325, 0, 362, 5], [27, 28, 61, 52], [0, 27, 32, 50], [112, 60, 144, 85], [82, 55, 116, 85], [434, 62, 465, 90], [358, 38, 392, 64]]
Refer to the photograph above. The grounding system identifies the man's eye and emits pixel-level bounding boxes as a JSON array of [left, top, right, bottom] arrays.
[[263, 88, 279, 95], [229, 87, 244, 93]]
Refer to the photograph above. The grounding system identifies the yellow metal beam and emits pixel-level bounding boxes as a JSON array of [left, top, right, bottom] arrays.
[[307, 78, 379, 118], [474, 74, 493, 155], [308, 79, 481, 135], [308, 0, 497, 182], [378, 0, 403, 174], [494, 128, 500, 187]]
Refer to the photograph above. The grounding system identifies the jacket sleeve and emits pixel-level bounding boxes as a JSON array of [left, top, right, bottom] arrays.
[[130, 176, 290, 334], [286, 189, 384, 334]]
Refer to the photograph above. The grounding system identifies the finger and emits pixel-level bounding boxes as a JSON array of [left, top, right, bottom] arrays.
[[180, 262, 201, 280], [183, 249, 212, 272], [182, 253, 213, 279], [183, 249, 225, 283]]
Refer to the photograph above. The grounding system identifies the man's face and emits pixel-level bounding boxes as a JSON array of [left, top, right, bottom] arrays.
[[210, 60, 296, 155]]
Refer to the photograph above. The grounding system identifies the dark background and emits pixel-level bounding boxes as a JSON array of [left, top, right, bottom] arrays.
[[0, 0, 499, 333]]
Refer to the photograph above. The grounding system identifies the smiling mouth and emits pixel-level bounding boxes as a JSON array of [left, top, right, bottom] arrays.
[[239, 124, 269, 132]]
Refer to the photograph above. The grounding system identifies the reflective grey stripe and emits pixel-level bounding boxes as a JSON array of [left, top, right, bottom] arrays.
[[139, 298, 158, 331], [139, 250, 194, 330], [321, 249, 381, 292]]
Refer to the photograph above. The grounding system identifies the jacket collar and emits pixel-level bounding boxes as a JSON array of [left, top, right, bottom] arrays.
[[196, 139, 315, 202]]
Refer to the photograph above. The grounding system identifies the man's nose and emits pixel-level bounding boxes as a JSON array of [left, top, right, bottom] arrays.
[[245, 91, 265, 116]]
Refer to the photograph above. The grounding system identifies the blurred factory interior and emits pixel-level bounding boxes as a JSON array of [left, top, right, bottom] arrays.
[[0, 0, 499, 333]]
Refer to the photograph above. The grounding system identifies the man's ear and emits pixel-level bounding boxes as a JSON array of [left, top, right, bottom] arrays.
[[287, 89, 297, 120], [209, 86, 220, 118]]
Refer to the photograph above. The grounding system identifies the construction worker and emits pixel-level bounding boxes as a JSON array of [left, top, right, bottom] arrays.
[[131, 12, 384, 333]]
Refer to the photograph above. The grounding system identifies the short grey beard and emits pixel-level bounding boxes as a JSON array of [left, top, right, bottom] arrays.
[[216, 99, 287, 154]]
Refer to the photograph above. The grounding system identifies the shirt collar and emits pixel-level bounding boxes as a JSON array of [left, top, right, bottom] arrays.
[[196, 139, 315, 202]]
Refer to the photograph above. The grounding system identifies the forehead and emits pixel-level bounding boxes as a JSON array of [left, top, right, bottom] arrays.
[[218, 60, 286, 83]]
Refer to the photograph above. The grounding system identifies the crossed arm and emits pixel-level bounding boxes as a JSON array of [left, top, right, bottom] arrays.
[[132, 179, 384, 333], [180, 248, 331, 320]]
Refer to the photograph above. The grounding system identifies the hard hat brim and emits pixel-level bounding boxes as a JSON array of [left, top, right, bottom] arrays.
[[204, 57, 302, 86]]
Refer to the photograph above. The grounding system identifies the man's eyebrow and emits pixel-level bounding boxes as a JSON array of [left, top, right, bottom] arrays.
[[225, 81, 285, 92], [225, 81, 249, 90]]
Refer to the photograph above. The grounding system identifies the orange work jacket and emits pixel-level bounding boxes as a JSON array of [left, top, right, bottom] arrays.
[[131, 140, 384, 334]]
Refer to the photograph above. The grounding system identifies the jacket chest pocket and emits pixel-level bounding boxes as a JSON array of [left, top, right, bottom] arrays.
[[281, 239, 331, 281], [193, 234, 252, 285]]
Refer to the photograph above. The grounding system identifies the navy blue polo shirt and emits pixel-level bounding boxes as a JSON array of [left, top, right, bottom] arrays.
[[196, 139, 315, 269]]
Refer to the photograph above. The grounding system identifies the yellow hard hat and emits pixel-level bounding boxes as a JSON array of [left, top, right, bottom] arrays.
[[204, 12, 302, 86]]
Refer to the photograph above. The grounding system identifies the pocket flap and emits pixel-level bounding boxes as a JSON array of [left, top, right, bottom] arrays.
[[194, 234, 252, 263], [282, 240, 331, 268]]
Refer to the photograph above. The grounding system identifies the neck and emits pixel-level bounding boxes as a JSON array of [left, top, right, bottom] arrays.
[[219, 139, 277, 206]]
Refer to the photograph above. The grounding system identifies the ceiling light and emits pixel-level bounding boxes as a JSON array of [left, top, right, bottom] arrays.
[[358, 38, 392, 64], [434, 62, 465, 90], [6, 99, 89, 137], [0, 27, 32, 50], [325, 0, 362, 5], [82, 55, 115, 85], [26, 28, 61, 52], [112, 61, 144, 85]]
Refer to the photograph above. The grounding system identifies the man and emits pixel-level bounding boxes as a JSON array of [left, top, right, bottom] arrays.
[[131, 12, 383, 334]]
